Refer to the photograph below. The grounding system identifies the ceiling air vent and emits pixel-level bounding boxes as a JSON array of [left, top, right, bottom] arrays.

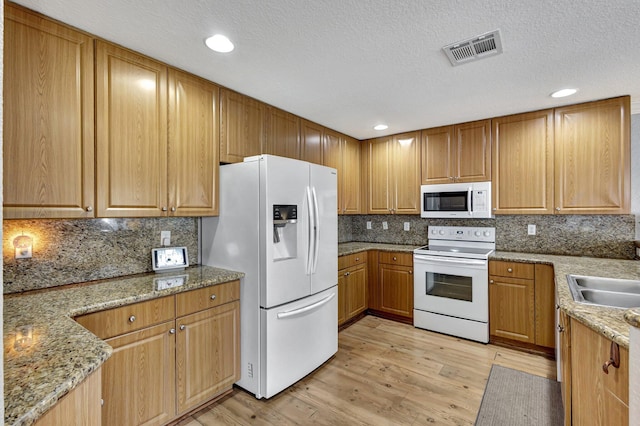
[[443, 29, 503, 66]]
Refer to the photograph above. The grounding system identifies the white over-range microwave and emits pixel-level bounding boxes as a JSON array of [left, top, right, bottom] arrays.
[[420, 181, 492, 218]]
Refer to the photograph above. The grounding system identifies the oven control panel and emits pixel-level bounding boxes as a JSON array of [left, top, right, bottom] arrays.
[[428, 226, 495, 243]]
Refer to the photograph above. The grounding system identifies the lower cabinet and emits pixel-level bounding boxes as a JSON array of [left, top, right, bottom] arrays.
[[75, 280, 240, 426], [488, 260, 555, 350], [338, 253, 367, 326], [369, 251, 414, 323], [569, 319, 628, 426]]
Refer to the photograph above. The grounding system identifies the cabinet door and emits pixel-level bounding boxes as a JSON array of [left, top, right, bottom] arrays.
[[378, 263, 413, 319], [95, 41, 168, 217], [492, 110, 554, 214], [420, 126, 454, 184], [345, 264, 368, 319], [338, 271, 347, 326], [176, 301, 240, 414], [219, 89, 265, 163], [323, 129, 343, 214], [489, 276, 535, 343], [342, 136, 362, 214], [264, 107, 300, 159], [454, 119, 491, 182], [300, 120, 324, 164], [558, 310, 571, 426], [4, 5, 95, 219], [103, 322, 176, 426], [168, 69, 219, 216], [554, 96, 630, 214], [534, 264, 556, 348], [393, 132, 420, 214], [365, 138, 393, 214]]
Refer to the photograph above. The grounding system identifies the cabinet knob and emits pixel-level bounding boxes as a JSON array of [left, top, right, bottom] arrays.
[[162, 206, 168, 212], [169, 328, 176, 334], [409, 270, 413, 275], [129, 315, 136, 323], [492, 208, 497, 211], [555, 207, 561, 211], [86, 206, 93, 212], [602, 342, 620, 374], [355, 257, 360, 261], [210, 294, 217, 301], [557, 325, 565, 333], [393, 256, 397, 261], [507, 268, 513, 273], [490, 279, 494, 284], [345, 271, 350, 276], [180, 325, 186, 331], [171, 207, 176, 212]]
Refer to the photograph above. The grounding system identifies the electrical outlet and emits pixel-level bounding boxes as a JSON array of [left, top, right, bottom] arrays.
[[382, 221, 388, 230], [160, 230, 171, 246], [527, 224, 536, 235], [366, 221, 372, 230], [403, 222, 410, 231]]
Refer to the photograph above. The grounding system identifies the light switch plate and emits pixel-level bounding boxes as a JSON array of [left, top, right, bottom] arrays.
[[382, 221, 388, 230], [527, 224, 536, 235], [366, 221, 372, 230], [160, 230, 171, 246], [404, 222, 410, 231]]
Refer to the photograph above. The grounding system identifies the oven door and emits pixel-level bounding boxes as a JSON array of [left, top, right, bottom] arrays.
[[413, 254, 488, 322]]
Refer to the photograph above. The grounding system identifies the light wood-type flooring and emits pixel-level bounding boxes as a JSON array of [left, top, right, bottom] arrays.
[[176, 315, 556, 425]]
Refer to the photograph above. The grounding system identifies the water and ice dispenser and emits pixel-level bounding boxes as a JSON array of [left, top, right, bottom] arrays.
[[273, 205, 297, 260]]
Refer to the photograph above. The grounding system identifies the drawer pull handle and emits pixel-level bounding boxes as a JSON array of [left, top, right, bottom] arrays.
[[210, 294, 217, 301], [129, 315, 136, 323], [602, 342, 620, 374], [507, 268, 513, 273], [180, 325, 186, 331], [169, 328, 176, 334]]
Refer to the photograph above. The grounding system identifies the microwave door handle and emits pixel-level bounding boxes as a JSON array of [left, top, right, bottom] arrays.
[[467, 187, 472, 216]]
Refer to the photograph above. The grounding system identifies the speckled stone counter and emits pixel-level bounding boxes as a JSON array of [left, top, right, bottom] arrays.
[[625, 309, 640, 328], [492, 251, 640, 349], [338, 242, 421, 256], [3, 265, 244, 426]]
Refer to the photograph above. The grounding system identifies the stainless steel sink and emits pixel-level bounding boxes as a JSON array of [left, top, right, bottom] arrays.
[[567, 275, 640, 309]]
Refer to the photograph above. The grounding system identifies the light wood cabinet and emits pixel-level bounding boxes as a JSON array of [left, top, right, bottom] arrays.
[[323, 130, 362, 215], [558, 310, 571, 426], [554, 96, 630, 214], [176, 301, 240, 414], [492, 110, 554, 214], [338, 253, 367, 326], [570, 319, 628, 426], [4, 4, 95, 219], [219, 89, 265, 163], [300, 119, 324, 164], [265, 107, 300, 159], [489, 261, 555, 349], [34, 368, 102, 426], [373, 252, 413, 322], [95, 41, 168, 217], [364, 132, 420, 214], [167, 68, 220, 216], [421, 119, 491, 184]]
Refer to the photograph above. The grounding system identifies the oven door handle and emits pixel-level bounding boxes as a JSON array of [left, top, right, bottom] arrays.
[[414, 254, 487, 266]]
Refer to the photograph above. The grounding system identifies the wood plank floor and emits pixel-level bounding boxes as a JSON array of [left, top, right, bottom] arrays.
[[176, 316, 556, 426]]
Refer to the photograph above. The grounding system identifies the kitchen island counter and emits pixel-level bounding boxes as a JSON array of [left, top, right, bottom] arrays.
[[3, 265, 244, 426]]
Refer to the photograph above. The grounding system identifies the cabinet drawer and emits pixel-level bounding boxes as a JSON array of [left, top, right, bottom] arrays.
[[76, 296, 175, 339], [378, 252, 413, 267], [176, 280, 240, 317], [338, 252, 367, 270], [489, 260, 534, 279]]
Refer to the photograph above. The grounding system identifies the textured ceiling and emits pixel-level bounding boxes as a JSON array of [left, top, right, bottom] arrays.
[[11, 0, 640, 139]]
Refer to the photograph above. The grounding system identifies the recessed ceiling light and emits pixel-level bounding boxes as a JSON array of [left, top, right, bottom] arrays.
[[551, 88, 577, 98], [374, 124, 388, 131], [205, 34, 234, 53]]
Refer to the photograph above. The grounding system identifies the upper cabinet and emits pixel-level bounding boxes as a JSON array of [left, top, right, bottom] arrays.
[[95, 41, 169, 217], [167, 69, 220, 216], [421, 119, 491, 184], [219, 89, 265, 163], [264, 107, 300, 159], [492, 110, 554, 214], [323, 130, 362, 215], [300, 119, 324, 164], [4, 4, 95, 219], [364, 132, 420, 214], [554, 96, 630, 214]]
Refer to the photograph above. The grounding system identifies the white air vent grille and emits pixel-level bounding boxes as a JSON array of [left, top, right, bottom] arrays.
[[443, 29, 503, 66]]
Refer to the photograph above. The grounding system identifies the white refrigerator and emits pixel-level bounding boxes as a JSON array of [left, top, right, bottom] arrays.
[[201, 154, 338, 399]]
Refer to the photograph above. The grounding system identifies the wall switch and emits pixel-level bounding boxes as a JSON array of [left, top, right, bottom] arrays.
[[527, 224, 536, 235], [404, 222, 410, 231], [366, 221, 372, 230], [160, 230, 171, 246], [382, 221, 388, 230]]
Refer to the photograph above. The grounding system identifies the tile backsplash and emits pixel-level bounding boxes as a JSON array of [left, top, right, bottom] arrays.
[[340, 214, 636, 259], [3, 218, 199, 294]]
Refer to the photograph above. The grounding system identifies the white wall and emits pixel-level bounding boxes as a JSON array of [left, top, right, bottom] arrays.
[[1, 0, 5, 420], [631, 114, 640, 214]]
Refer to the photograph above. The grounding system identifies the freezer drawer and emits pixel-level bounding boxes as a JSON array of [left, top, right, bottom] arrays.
[[260, 286, 338, 398]]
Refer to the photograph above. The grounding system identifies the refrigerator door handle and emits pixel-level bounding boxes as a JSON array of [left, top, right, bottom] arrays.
[[305, 186, 315, 275], [276, 292, 336, 319], [311, 186, 320, 273]]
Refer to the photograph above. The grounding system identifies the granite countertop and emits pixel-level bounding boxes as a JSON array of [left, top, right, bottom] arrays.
[[338, 242, 421, 256], [492, 251, 640, 349], [3, 265, 244, 426]]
